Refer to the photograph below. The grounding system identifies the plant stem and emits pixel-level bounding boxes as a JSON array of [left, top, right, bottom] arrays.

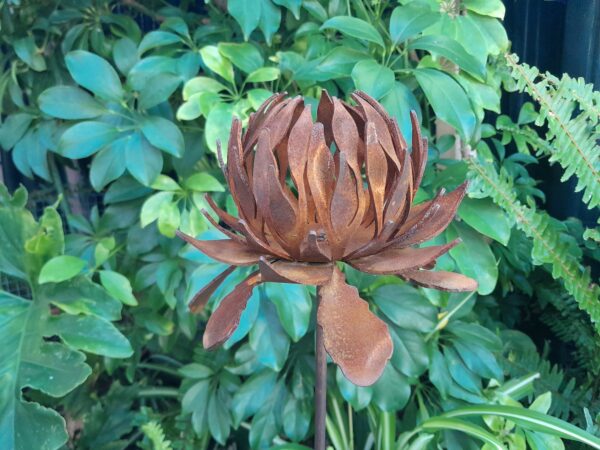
[[315, 286, 327, 450]]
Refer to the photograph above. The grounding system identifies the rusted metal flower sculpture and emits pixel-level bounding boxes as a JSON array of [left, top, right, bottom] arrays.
[[177, 91, 477, 387]]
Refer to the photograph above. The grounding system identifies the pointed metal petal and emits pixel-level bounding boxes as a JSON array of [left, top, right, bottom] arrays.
[[189, 265, 237, 313], [307, 123, 335, 229], [330, 153, 359, 241], [317, 90, 335, 145], [352, 93, 401, 172], [318, 267, 393, 386], [402, 269, 478, 292], [347, 240, 461, 275], [205, 194, 244, 233], [259, 257, 333, 285], [410, 111, 427, 194], [203, 271, 262, 350], [365, 122, 388, 233], [332, 98, 361, 177], [266, 163, 298, 238], [392, 182, 468, 248], [176, 231, 263, 266]]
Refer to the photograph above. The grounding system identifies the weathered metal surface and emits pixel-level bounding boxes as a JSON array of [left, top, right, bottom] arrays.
[[178, 91, 478, 385]]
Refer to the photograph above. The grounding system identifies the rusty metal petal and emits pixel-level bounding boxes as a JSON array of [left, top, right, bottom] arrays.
[[203, 271, 262, 349], [189, 265, 237, 313], [402, 269, 478, 292], [347, 239, 461, 275], [205, 194, 244, 233], [410, 111, 427, 194], [330, 153, 359, 241], [317, 267, 393, 386], [307, 123, 335, 230], [365, 122, 388, 233], [259, 257, 333, 285], [392, 182, 468, 248], [176, 231, 263, 266], [332, 98, 361, 177]]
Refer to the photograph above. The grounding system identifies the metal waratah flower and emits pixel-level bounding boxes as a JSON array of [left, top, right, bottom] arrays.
[[177, 91, 477, 386]]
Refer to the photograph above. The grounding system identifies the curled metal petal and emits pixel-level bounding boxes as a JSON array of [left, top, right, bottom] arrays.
[[189, 265, 236, 313], [317, 267, 393, 386], [392, 182, 468, 248], [176, 231, 263, 265], [347, 240, 461, 275], [259, 257, 333, 285], [402, 269, 478, 292], [203, 271, 262, 350]]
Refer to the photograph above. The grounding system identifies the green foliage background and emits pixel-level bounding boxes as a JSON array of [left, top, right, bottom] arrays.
[[0, 0, 598, 449]]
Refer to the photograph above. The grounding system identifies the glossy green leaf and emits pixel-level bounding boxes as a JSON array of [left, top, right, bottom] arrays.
[[321, 16, 385, 47], [444, 346, 481, 394], [65, 51, 123, 100], [140, 192, 174, 228], [141, 116, 184, 157], [336, 367, 373, 410], [232, 369, 278, 426], [58, 121, 121, 159], [138, 72, 182, 109], [113, 37, 138, 75], [458, 197, 511, 245], [283, 394, 311, 442], [218, 42, 264, 73], [39, 86, 105, 120], [463, 0, 505, 19], [389, 4, 439, 44], [389, 325, 429, 377], [99, 270, 138, 306], [228, 0, 261, 40], [47, 314, 132, 358], [138, 31, 182, 54], [0, 290, 90, 450], [89, 139, 127, 191], [414, 68, 476, 139], [157, 201, 181, 238], [409, 35, 486, 81], [0, 113, 34, 150], [249, 381, 286, 448], [182, 76, 227, 100], [39, 256, 86, 284], [185, 173, 224, 192], [381, 81, 421, 143], [208, 388, 232, 444], [371, 364, 410, 411], [258, 0, 281, 45], [205, 103, 235, 156], [351, 59, 394, 100], [372, 284, 437, 332], [265, 283, 312, 341], [246, 67, 280, 83], [249, 298, 290, 371], [124, 132, 163, 186], [14, 36, 46, 71], [447, 222, 498, 295], [200, 46, 235, 84]]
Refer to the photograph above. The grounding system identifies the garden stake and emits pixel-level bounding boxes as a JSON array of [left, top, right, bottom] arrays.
[[315, 286, 327, 450], [177, 91, 478, 441]]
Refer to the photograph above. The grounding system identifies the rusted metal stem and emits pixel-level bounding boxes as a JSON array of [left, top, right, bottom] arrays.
[[315, 286, 327, 450]]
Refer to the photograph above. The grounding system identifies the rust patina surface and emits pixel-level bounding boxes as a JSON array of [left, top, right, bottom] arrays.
[[178, 91, 477, 386]]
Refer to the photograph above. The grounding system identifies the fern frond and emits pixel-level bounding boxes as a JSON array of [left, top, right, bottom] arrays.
[[502, 334, 597, 422], [141, 421, 173, 450], [467, 156, 600, 332], [505, 53, 600, 209]]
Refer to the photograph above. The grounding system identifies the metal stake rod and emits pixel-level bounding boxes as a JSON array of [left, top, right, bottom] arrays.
[[315, 286, 327, 450]]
